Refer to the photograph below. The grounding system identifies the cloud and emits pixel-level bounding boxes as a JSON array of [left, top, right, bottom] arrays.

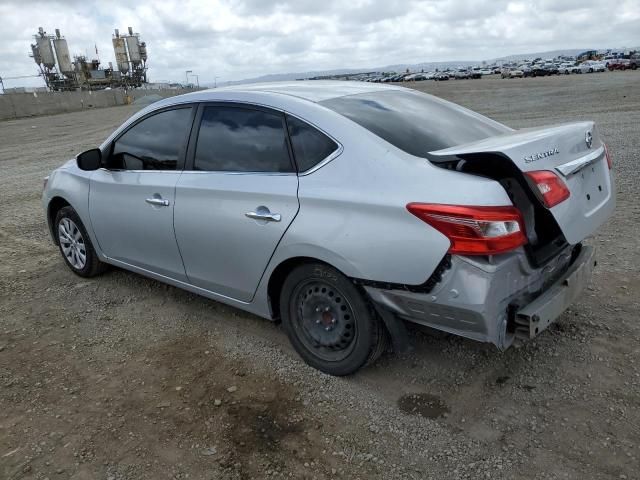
[[0, 0, 638, 89]]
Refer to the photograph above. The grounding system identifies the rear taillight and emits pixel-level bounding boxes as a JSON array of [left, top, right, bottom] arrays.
[[604, 144, 613, 169], [406, 203, 527, 255], [525, 170, 570, 208]]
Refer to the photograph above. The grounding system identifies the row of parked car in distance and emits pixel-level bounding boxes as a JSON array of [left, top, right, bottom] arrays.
[[500, 56, 638, 78], [364, 66, 500, 83], [603, 56, 640, 70], [369, 72, 448, 82], [340, 51, 639, 83]]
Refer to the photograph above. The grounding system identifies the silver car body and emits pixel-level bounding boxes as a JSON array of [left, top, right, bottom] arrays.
[[43, 81, 615, 350]]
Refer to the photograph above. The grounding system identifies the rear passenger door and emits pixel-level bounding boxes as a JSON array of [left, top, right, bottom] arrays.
[[174, 104, 299, 302]]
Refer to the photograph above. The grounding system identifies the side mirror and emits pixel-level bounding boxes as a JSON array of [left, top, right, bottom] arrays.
[[76, 148, 102, 171]]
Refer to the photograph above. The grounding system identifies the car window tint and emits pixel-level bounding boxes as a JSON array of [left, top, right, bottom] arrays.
[[194, 106, 293, 173], [320, 91, 510, 157], [286, 115, 338, 172], [111, 107, 193, 170]]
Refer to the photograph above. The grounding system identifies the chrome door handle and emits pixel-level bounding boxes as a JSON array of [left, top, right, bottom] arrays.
[[245, 211, 281, 222], [145, 198, 170, 207]]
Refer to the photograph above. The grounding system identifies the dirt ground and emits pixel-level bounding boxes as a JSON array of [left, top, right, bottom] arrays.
[[1, 72, 639, 480]]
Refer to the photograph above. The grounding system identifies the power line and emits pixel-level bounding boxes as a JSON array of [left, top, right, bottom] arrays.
[[1, 73, 41, 80], [0, 73, 43, 94]]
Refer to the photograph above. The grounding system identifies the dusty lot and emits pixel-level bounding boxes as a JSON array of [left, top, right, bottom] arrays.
[[1, 72, 639, 480]]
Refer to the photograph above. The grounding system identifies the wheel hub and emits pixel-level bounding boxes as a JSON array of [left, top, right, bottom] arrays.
[[320, 309, 336, 328], [295, 281, 356, 357], [58, 218, 86, 270]]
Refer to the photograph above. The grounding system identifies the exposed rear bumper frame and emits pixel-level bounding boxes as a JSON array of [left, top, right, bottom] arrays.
[[513, 245, 596, 343], [365, 243, 594, 350]]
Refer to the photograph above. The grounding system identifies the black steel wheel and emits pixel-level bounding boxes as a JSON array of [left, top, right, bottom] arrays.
[[280, 263, 386, 376], [292, 279, 357, 362]]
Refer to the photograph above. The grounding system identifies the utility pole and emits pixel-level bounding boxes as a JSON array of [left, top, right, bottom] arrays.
[[185, 70, 192, 86]]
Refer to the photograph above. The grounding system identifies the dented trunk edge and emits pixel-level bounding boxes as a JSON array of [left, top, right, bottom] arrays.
[[426, 151, 569, 267], [426, 120, 615, 247], [365, 243, 592, 350]]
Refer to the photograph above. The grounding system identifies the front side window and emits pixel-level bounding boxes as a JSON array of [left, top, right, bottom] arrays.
[[194, 106, 293, 173], [286, 115, 338, 172], [110, 107, 193, 170]]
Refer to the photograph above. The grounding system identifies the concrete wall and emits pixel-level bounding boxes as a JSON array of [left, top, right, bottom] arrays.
[[0, 89, 195, 121]]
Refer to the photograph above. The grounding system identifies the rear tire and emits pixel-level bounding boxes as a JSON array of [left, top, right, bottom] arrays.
[[55, 206, 107, 277], [280, 263, 386, 376]]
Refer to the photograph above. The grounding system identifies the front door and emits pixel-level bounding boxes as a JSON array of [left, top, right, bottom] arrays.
[[89, 106, 195, 280], [174, 104, 299, 302]]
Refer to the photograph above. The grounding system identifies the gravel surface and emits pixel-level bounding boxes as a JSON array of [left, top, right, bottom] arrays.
[[1, 71, 639, 480]]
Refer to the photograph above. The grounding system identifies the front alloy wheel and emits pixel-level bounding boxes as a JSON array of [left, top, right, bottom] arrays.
[[58, 217, 86, 270], [54, 206, 107, 277]]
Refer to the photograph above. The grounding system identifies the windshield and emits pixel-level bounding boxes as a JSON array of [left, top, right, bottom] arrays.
[[320, 90, 510, 157]]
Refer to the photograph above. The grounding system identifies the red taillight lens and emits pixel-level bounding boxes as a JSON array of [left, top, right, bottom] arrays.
[[604, 144, 613, 169], [406, 203, 527, 255], [525, 170, 570, 208]]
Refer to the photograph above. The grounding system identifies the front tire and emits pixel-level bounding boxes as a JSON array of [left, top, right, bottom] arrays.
[[280, 263, 386, 376], [55, 206, 107, 277]]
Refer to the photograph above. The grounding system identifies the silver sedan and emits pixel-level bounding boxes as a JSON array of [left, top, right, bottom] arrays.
[[43, 81, 615, 375]]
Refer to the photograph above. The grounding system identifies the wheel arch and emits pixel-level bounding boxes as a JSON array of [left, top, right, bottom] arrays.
[[266, 255, 406, 365], [267, 256, 336, 321], [47, 196, 72, 245]]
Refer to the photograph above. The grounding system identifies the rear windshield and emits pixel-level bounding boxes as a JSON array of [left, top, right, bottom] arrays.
[[320, 90, 510, 157]]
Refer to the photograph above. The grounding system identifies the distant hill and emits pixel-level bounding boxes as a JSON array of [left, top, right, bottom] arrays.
[[205, 61, 477, 87], [488, 49, 588, 62], [203, 47, 633, 87]]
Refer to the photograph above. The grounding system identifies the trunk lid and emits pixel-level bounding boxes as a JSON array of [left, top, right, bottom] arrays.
[[429, 121, 615, 245]]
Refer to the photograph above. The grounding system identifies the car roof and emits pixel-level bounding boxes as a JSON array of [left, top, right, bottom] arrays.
[[107, 81, 414, 147], [158, 80, 406, 105]]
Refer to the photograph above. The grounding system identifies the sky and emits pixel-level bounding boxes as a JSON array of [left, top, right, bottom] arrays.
[[0, 0, 638, 88]]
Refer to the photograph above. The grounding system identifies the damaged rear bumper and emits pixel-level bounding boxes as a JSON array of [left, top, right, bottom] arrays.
[[365, 244, 595, 349], [513, 245, 596, 342]]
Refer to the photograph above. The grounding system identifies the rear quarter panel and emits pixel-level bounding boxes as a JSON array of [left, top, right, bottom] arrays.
[[265, 110, 514, 287]]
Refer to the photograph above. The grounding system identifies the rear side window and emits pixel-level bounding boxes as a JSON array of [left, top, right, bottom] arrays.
[[320, 91, 510, 157], [111, 107, 193, 170], [286, 115, 338, 172], [194, 106, 293, 173]]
